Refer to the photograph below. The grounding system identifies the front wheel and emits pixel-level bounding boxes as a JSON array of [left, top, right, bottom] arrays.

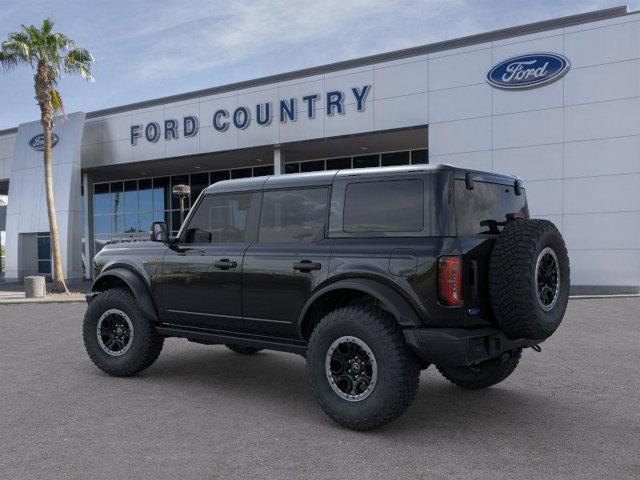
[[306, 305, 420, 431], [436, 349, 521, 390], [83, 288, 164, 377]]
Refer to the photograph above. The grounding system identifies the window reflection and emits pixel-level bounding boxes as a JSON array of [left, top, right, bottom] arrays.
[[91, 149, 426, 246], [138, 179, 153, 213]]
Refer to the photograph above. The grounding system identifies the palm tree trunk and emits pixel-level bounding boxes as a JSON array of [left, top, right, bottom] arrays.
[[43, 123, 68, 294]]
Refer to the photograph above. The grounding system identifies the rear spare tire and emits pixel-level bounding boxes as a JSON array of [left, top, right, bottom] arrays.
[[489, 219, 569, 340]]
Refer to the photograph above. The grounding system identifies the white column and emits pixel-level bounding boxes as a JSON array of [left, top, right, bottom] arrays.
[[273, 146, 285, 175], [82, 172, 94, 279]]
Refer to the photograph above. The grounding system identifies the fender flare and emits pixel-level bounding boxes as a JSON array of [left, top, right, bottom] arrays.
[[92, 267, 159, 322], [297, 278, 422, 337]]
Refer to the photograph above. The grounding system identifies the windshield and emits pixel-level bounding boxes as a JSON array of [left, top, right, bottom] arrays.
[[454, 179, 528, 235]]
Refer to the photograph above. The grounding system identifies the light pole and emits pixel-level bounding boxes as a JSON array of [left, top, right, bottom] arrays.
[[172, 184, 191, 227]]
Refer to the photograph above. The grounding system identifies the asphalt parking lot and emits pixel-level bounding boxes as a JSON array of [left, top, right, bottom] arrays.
[[0, 298, 638, 479]]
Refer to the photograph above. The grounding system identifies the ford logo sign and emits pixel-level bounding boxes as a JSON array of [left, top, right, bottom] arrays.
[[487, 53, 570, 90], [29, 133, 59, 151]]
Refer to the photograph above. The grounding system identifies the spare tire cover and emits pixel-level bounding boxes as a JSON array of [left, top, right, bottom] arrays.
[[489, 219, 570, 340]]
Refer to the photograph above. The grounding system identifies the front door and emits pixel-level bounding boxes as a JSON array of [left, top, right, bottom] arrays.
[[242, 187, 332, 338], [160, 191, 260, 332]]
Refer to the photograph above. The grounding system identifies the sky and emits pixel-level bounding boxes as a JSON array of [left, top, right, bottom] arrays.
[[0, 0, 638, 130]]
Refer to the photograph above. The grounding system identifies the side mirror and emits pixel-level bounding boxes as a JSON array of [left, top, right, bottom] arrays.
[[150, 221, 169, 242]]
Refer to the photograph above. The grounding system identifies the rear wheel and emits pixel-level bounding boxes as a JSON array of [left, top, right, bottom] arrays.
[[83, 288, 164, 377], [306, 305, 420, 431], [225, 344, 263, 355], [437, 349, 521, 390]]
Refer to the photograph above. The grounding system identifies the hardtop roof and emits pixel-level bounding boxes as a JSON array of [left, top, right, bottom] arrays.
[[204, 164, 518, 194]]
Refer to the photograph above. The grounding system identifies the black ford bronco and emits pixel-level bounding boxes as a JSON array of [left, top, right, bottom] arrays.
[[83, 164, 570, 430]]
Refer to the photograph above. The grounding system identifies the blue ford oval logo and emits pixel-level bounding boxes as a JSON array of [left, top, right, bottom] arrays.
[[487, 53, 570, 90], [29, 133, 59, 151]]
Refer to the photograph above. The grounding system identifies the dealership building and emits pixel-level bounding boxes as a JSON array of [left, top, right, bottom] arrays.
[[0, 5, 639, 293]]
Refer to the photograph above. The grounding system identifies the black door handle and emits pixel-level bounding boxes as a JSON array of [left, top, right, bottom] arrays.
[[293, 260, 321, 272], [214, 259, 238, 270]]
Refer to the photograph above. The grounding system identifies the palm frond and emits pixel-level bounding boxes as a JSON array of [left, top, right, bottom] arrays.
[[50, 87, 64, 113], [41, 17, 54, 35], [1, 17, 95, 116], [64, 47, 94, 81], [2, 32, 32, 61], [0, 50, 19, 71]]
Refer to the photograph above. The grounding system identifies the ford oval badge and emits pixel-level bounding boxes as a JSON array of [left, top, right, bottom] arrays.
[[29, 133, 59, 151], [487, 53, 570, 90]]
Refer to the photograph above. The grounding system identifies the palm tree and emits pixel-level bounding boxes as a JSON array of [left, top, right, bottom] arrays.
[[0, 18, 93, 293]]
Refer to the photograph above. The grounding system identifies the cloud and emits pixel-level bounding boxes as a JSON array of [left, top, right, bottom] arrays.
[[110, 0, 467, 82], [1, 0, 638, 130]]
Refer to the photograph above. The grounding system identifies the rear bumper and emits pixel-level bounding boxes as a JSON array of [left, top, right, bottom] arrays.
[[403, 326, 543, 367]]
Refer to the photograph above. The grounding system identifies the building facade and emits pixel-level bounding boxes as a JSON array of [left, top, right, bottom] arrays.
[[0, 5, 638, 293]]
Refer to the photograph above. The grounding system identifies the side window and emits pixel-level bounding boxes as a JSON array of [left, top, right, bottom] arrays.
[[183, 193, 256, 244], [343, 179, 424, 233], [259, 188, 329, 243]]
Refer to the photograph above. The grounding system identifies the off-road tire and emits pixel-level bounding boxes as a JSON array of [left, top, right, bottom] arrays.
[[436, 349, 521, 390], [83, 288, 164, 377], [489, 219, 570, 339], [306, 305, 420, 431], [225, 344, 263, 355]]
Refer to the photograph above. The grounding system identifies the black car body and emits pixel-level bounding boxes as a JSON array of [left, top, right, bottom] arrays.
[[85, 164, 569, 430]]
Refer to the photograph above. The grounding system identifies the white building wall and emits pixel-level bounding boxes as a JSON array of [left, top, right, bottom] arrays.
[[0, 133, 16, 181], [428, 15, 640, 288], [4, 113, 85, 280]]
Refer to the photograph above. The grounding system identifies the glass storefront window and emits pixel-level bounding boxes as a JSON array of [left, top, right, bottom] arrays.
[[411, 149, 429, 164], [94, 183, 110, 215], [353, 154, 380, 169], [300, 160, 325, 172], [285, 163, 300, 174], [91, 148, 425, 247], [210, 170, 230, 184], [139, 213, 154, 234], [253, 165, 274, 177], [190, 172, 209, 203], [124, 180, 138, 213], [381, 151, 410, 166], [37, 232, 51, 275], [326, 157, 351, 170], [110, 182, 123, 215], [124, 213, 139, 233], [231, 168, 252, 179], [138, 179, 153, 213], [113, 214, 124, 234], [153, 177, 170, 213], [94, 215, 111, 235]]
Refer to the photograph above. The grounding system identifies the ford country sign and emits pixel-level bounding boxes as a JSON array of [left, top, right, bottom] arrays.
[[487, 53, 570, 90], [29, 133, 59, 151]]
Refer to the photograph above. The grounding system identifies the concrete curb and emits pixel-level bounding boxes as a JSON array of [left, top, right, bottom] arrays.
[[569, 294, 640, 300], [0, 294, 86, 305]]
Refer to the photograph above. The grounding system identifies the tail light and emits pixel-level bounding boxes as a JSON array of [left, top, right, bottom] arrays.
[[439, 256, 462, 306]]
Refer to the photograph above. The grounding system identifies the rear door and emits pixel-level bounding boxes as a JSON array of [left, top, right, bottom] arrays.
[[242, 187, 333, 338]]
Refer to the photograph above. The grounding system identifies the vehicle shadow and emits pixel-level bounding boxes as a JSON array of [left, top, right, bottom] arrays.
[[124, 342, 570, 436]]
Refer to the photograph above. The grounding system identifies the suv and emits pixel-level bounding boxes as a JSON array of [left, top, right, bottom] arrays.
[[83, 164, 570, 430]]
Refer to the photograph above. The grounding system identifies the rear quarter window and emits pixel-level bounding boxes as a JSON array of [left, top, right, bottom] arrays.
[[343, 179, 424, 233], [455, 180, 528, 235]]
